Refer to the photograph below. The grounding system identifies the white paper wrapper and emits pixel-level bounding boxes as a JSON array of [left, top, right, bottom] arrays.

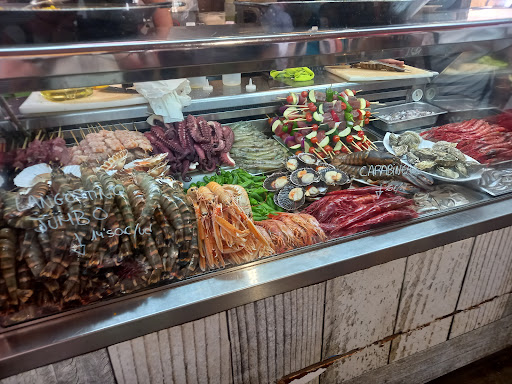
[[134, 79, 192, 123]]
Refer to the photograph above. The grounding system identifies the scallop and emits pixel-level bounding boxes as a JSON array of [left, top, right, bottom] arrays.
[[305, 185, 319, 197], [272, 176, 289, 189], [286, 157, 299, 172], [263, 172, 290, 191], [14, 163, 52, 188], [276, 185, 306, 211], [290, 168, 318, 186], [319, 168, 350, 186], [297, 153, 318, 165]]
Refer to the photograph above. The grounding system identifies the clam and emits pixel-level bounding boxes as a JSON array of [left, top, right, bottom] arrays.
[[436, 167, 459, 179], [290, 168, 318, 186], [263, 172, 290, 191], [415, 161, 436, 171]]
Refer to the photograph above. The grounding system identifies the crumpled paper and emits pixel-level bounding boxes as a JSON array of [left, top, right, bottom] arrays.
[[134, 79, 192, 123]]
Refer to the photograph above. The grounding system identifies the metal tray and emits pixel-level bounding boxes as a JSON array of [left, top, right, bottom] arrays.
[[234, 0, 423, 29], [372, 102, 447, 132]]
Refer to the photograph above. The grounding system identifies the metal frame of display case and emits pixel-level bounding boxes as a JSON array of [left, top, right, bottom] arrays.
[[0, 19, 512, 378]]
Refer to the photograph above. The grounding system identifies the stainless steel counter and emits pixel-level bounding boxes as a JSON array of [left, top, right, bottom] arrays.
[[0, 194, 511, 379], [1, 19, 511, 93]]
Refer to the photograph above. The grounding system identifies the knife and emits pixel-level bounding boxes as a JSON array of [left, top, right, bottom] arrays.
[[100, 86, 138, 94]]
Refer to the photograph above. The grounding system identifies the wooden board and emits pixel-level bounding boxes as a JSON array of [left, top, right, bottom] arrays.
[[108, 313, 232, 384], [228, 283, 325, 384], [343, 314, 512, 384], [325, 65, 435, 82], [321, 259, 406, 383], [19, 90, 147, 115], [0, 349, 115, 384]]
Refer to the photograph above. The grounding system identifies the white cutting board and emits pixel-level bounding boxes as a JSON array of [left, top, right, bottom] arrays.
[[20, 90, 148, 115], [326, 65, 436, 81]]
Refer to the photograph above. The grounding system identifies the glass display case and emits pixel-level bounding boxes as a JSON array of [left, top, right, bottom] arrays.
[[0, 0, 512, 378]]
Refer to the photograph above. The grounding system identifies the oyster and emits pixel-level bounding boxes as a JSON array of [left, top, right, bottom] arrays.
[[393, 145, 409, 157], [454, 162, 468, 177], [415, 161, 436, 171], [432, 141, 457, 151], [465, 161, 481, 172], [434, 153, 459, 167], [389, 133, 399, 147], [411, 148, 436, 161], [436, 167, 459, 179], [406, 152, 420, 165], [399, 131, 421, 150]]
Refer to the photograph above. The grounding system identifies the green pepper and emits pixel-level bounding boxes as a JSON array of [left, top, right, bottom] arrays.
[[340, 97, 353, 113], [326, 87, 334, 102], [344, 111, 354, 123]]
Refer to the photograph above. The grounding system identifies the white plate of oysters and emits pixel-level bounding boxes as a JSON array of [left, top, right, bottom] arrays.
[[383, 131, 482, 183]]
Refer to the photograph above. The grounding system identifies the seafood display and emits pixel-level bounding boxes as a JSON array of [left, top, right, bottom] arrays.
[[69, 128, 152, 165], [332, 149, 434, 189], [421, 119, 512, 164], [479, 167, 512, 196], [271, 88, 378, 158], [304, 186, 418, 238], [12, 135, 70, 169], [188, 169, 284, 221], [187, 182, 273, 271], [144, 115, 235, 181], [264, 153, 346, 210], [385, 132, 480, 180], [413, 185, 481, 213], [0, 167, 198, 324], [230, 121, 288, 172], [256, 213, 326, 254]]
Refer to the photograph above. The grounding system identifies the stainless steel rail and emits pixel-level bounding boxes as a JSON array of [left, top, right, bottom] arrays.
[[0, 19, 511, 93], [0, 195, 511, 378]]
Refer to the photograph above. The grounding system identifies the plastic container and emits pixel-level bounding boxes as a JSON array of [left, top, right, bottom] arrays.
[[188, 77, 208, 89], [222, 73, 241, 86]]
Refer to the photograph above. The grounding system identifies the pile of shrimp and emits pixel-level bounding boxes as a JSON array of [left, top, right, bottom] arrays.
[[256, 213, 327, 254], [0, 167, 198, 324], [69, 129, 152, 165], [187, 182, 274, 270]]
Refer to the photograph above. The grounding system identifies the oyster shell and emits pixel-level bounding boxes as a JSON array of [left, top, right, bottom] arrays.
[[389, 133, 399, 147], [393, 145, 409, 157], [399, 131, 421, 150], [465, 161, 481, 172], [434, 153, 459, 167], [436, 167, 459, 179], [412, 148, 436, 161], [454, 162, 468, 177], [406, 152, 420, 165], [415, 161, 436, 171]]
